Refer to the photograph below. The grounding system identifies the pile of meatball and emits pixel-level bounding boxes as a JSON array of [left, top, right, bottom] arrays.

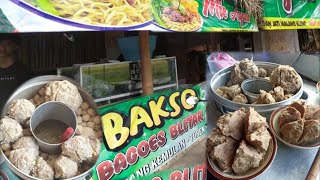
[[216, 59, 302, 104], [0, 80, 102, 179]]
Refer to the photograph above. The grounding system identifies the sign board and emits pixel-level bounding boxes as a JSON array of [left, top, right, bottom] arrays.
[[92, 84, 207, 179], [0, 0, 257, 32], [260, 0, 320, 29]]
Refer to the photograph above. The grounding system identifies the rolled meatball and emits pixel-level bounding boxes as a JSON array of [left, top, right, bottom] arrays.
[[44, 80, 83, 111], [62, 136, 93, 163], [270, 65, 301, 94], [9, 148, 38, 174], [32, 157, 54, 180], [13, 136, 39, 154], [8, 99, 35, 124], [54, 156, 78, 179], [0, 117, 23, 144]]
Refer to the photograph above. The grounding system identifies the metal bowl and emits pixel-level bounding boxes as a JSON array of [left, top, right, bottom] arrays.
[[0, 75, 98, 180], [210, 61, 304, 118]]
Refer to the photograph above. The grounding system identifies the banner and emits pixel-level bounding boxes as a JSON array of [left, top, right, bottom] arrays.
[[260, 0, 320, 29], [0, 0, 257, 32], [142, 163, 207, 180], [91, 85, 207, 179]]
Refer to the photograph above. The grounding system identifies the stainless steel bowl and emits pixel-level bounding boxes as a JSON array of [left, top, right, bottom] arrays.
[[210, 61, 304, 118], [0, 75, 98, 180]]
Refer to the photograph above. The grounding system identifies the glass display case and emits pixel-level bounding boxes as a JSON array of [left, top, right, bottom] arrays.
[[57, 57, 178, 103]]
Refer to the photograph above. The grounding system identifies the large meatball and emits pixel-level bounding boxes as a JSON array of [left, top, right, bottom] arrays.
[[0, 116, 23, 144], [61, 136, 93, 163], [44, 80, 83, 111], [32, 157, 54, 180], [270, 65, 301, 94], [228, 59, 259, 85], [54, 156, 78, 179], [9, 148, 38, 174], [8, 99, 35, 124], [12, 136, 39, 153]]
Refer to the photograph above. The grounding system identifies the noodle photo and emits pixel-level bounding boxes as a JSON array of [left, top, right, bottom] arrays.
[[24, 0, 151, 27], [152, 0, 202, 32]]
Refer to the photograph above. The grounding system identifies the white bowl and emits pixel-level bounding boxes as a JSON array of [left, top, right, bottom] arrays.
[[269, 107, 320, 149], [207, 129, 277, 180]]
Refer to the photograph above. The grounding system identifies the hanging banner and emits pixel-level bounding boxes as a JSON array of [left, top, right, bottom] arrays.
[[92, 85, 206, 179], [260, 0, 320, 29], [0, 0, 257, 33]]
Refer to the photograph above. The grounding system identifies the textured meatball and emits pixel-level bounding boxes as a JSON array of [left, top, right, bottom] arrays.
[[0, 116, 23, 144], [8, 99, 35, 124], [12, 136, 39, 154], [228, 59, 259, 85], [54, 156, 78, 179], [62, 136, 93, 163], [9, 148, 38, 174], [270, 65, 301, 94], [258, 68, 268, 78], [44, 80, 83, 111], [256, 90, 276, 104], [232, 94, 248, 104], [32, 157, 54, 180]]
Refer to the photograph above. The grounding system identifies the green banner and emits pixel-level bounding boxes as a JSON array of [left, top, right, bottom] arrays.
[[2, 0, 257, 32], [196, 0, 258, 32], [260, 0, 320, 29], [142, 163, 207, 180], [87, 85, 207, 180]]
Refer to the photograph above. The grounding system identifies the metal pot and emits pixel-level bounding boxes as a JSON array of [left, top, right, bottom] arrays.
[[0, 75, 98, 180], [210, 61, 304, 118]]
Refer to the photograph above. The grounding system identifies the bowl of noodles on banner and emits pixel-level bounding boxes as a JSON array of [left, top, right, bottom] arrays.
[[12, 0, 152, 30], [152, 0, 203, 32]]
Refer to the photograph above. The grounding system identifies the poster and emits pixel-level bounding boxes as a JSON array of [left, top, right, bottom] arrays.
[[91, 85, 207, 179], [260, 0, 320, 29], [0, 0, 257, 32]]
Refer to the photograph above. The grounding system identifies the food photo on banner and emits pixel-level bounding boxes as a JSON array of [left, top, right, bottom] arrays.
[[0, 0, 257, 32]]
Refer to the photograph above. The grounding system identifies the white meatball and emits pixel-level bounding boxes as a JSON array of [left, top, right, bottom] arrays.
[[0, 117, 23, 144], [61, 136, 93, 163], [54, 156, 78, 179], [8, 99, 35, 124]]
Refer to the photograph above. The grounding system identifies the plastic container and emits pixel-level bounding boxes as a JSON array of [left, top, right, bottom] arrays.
[[207, 52, 237, 74], [117, 36, 157, 61]]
